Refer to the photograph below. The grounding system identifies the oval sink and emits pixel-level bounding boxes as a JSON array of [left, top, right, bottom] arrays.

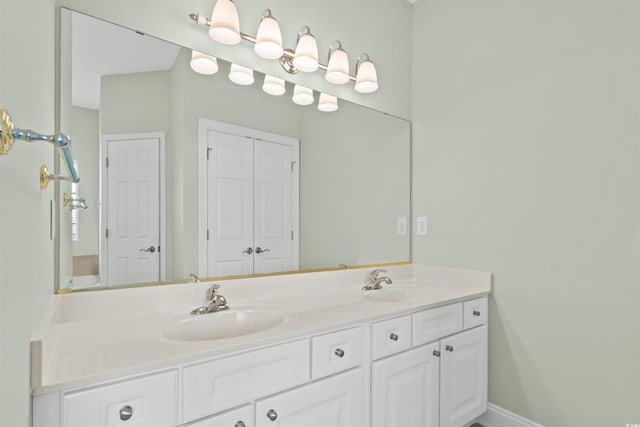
[[163, 309, 287, 341], [362, 287, 433, 303]]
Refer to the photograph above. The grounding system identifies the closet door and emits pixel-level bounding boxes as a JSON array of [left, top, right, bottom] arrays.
[[253, 139, 293, 274], [206, 131, 254, 277]]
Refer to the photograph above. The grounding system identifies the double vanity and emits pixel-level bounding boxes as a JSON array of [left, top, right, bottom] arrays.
[[31, 264, 491, 427]]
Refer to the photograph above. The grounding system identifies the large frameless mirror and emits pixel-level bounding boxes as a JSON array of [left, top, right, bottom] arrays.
[[56, 9, 410, 292]]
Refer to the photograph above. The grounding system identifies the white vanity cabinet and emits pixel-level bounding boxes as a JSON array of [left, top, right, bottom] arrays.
[[33, 297, 488, 427]]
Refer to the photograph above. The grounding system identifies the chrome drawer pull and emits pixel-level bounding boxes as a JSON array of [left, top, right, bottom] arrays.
[[119, 405, 133, 421], [473, 310, 481, 316], [389, 333, 399, 341], [446, 345, 454, 352], [433, 350, 441, 357], [267, 409, 278, 421], [334, 348, 345, 358]]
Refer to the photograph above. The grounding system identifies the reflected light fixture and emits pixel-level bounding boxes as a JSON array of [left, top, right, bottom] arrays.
[[208, 0, 241, 45], [229, 63, 254, 85], [355, 53, 379, 94], [254, 9, 283, 60], [263, 75, 286, 96], [292, 84, 314, 106], [292, 26, 319, 72], [190, 50, 219, 75], [325, 41, 350, 85], [318, 93, 339, 112]]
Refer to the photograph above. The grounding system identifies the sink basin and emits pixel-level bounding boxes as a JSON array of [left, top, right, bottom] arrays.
[[163, 309, 287, 341], [362, 287, 434, 303]]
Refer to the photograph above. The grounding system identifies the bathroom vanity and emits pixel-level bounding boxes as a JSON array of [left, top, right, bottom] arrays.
[[31, 264, 490, 427]]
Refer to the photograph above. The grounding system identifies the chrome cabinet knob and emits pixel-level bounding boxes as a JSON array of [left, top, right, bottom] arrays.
[[389, 333, 399, 341], [119, 405, 133, 421], [335, 348, 345, 358], [473, 310, 481, 316], [433, 350, 441, 357], [267, 409, 278, 421], [235, 422, 246, 427], [242, 247, 253, 254], [446, 345, 454, 352]]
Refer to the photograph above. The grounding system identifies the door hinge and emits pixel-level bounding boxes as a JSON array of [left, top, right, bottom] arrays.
[[291, 160, 296, 173], [206, 148, 213, 160], [105, 228, 110, 239], [291, 230, 294, 240], [207, 229, 210, 241], [105, 157, 109, 168]]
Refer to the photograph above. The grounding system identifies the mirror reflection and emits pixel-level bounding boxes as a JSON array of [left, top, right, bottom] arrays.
[[59, 10, 410, 291]]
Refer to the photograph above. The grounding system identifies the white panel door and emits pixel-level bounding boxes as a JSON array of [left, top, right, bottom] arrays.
[[207, 131, 254, 277], [105, 137, 160, 286], [253, 139, 293, 274], [371, 342, 440, 427], [255, 368, 363, 427], [440, 325, 488, 427]]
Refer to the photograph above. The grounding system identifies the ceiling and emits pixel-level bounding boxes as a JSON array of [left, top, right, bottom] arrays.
[[71, 12, 181, 110]]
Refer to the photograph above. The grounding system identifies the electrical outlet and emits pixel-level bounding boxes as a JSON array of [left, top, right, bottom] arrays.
[[417, 216, 428, 236], [397, 217, 407, 235]]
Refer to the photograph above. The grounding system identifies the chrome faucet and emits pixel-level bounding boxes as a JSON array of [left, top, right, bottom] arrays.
[[363, 269, 393, 290], [189, 273, 201, 283], [191, 284, 229, 315]]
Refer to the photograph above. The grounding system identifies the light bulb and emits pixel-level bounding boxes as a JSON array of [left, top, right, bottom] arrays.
[[254, 11, 283, 60], [292, 27, 318, 72], [190, 50, 219, 75], [263, 75, 286, 96], [325, 43, 350, 85], [208, 0, 241, 45], [229, 64, 254, 85], [292, 84, 314, 106], [355, 57, 379, 93]]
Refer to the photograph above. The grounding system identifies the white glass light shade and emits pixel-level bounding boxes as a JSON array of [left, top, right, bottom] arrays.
[[325, 48, 350, 85], [208, 0, 241, 45], [317, 93, 339, 112], [254, 16, 283, 59], [355, 60, 379, 93], [190, 50, 219, 75], [292, 85, 314, 105], [229, 64, 254, 85], [293, 34, 319, 72], [263, 75, 286, 96]]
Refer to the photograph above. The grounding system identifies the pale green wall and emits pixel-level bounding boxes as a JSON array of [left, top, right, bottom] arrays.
[[70, 107, 99, 256], [0, 1, 56, 426], [411, 1, 640, 426]]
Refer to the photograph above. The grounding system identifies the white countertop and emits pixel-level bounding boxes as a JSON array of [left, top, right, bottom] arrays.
[[31, 264, 491, 395]]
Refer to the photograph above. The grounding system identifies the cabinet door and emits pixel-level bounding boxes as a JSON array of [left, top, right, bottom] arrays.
[[440, 325, 488, 427], [371, 343, 440, 427], [255, 368, 363, 427]]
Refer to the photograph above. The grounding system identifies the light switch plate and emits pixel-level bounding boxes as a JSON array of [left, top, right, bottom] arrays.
[[417, 216, 428, 236], [397, 217, 407, 235]]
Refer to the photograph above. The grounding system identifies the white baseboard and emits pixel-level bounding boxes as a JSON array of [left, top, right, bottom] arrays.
[[475, 403, 544, 427]]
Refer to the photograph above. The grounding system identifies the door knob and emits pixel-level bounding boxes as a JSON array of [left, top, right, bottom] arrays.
[[242, 247, 253, 254], [255, 247, 270, 254], [139, 246, 156, 253]]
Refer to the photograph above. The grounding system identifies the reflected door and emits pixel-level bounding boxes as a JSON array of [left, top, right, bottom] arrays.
[[103, 135, 162, 286], [205, 129, 297, 277]]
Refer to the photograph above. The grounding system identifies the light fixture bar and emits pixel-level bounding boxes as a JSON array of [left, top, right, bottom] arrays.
[[189, 13, 356, 81]]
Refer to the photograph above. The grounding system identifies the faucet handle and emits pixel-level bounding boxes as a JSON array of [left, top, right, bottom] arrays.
[[367, 269, 387, 283], [206, 283, 221, 301]]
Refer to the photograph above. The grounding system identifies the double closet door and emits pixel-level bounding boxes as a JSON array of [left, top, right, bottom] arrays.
[[204, 124, 299, 277]]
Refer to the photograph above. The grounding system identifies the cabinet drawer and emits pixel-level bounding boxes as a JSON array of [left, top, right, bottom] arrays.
[[412, 303, 463, 346], [185, 405, 253, 427], [63, 370, 178, 427], [255, 368, 364, 427], [311, 326, 363, 379], [183, 339, 310, 422], [371, 315, 412, 360], [463, 297, 488, 329]]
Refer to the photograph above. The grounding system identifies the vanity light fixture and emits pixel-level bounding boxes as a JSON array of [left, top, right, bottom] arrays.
[[355, 53, 379, 94], [292, 26, 319, 73], [325, 41, 350, 85], [254, 9, 283, 60], [208, 0, 241, 45], [189, 4, 380, 93], [262, 75, 286, 96], [292, 84, 314, 106], [229, 63, 254, 85], [190, 50, 219, 75], [318, 93, 339, 112]]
